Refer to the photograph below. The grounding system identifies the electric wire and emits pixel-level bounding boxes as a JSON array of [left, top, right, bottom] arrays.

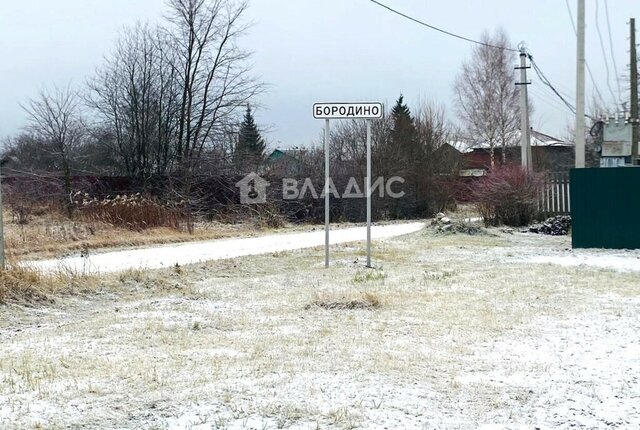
[[530, 55, 595, 120], [530, 85, 575, 113], [369, 0, 588, 120], [564, 0, 608, 109], [368, 0, 519, 52], [603, 0, 623, 103], [528, 55, 576, 114], [595, 0, 620, 108]]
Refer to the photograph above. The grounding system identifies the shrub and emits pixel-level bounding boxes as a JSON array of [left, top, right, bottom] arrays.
[[429, 176, 460, 213], [471, 165, 544, 227], [212, 203, 286, 229]]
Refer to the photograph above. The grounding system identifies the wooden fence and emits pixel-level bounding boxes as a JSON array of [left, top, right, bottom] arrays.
[[538, 172, 570, 216]]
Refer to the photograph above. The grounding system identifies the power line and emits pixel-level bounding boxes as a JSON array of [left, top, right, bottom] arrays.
[[530, 85, 575, 113], [595, 0, 619, 108], [565, 0, 608, 109], [368, 0, 588, 120], [528, 54, 577, 114], [368, 0, 519, 52], [529, 54, 596, 120], [603, 0, 623, 103]]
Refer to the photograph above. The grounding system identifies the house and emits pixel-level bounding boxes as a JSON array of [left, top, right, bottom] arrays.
[[432, 142, 464, 174], [455, 129, 574, 175], [264, 148, 308, 177]]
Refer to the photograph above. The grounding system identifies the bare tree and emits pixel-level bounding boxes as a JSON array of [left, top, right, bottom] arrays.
[[414, 100, 451, 172], [163, 0, 262, 232], [87, 23, 180, 181], [22, 86, 84, 216], [166, 0, 261, 169], [454, 29, 521, 167]]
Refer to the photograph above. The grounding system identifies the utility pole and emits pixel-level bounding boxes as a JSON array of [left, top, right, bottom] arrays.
[[575, 0, 586, 168], [516, 45, 532, 170], [631, 18, 638, 164]]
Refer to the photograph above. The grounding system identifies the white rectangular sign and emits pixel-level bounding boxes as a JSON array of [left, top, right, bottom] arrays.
[[313, 102, 384, 119]]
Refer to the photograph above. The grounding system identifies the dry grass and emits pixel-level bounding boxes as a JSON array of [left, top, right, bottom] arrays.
[[73, 192, 183, 231], [0, 266, 48, 304], [1, 229, 639, 428], [3, 209, 290, 260], [0, 263, 103, 305], [305, 291, 382, 310]]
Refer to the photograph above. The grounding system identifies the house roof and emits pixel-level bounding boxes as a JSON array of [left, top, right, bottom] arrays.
[[447, 141, 474, 153], [267, 148, 308, 160], [530, 130, 573, 147], [457, 129, 573, 151]]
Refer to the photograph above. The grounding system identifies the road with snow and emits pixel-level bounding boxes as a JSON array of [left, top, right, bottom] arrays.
[[24, 222, 424, 274]]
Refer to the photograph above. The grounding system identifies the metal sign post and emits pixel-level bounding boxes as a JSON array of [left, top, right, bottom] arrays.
[[366, 119, 372, 268], [324, 119, 330, 268], [313, 102, 383, 268], [0, 162, 4, 270]]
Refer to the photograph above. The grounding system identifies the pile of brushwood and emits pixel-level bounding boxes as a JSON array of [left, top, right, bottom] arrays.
[[430, 213, 484, 235], [529, 215, 572, 236]]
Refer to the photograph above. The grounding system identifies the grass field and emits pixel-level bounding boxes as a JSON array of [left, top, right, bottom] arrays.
[[1, 225, 639, 429]]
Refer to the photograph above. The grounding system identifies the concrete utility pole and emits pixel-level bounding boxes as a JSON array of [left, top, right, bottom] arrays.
[[517, 46, 532, 170], [575, 0, 586, 168], [631, 18, 639, 164]]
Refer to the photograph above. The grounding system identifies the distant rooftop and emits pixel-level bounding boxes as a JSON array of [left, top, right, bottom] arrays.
[[450, 129, 572, 153]]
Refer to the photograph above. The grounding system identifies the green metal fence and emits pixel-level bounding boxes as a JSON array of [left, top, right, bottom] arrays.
[[570, 167, 640, 249]]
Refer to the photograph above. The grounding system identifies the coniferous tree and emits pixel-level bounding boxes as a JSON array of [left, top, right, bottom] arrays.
[[391, 95, 419, 162], [390, 95, 424, 216], [235, 105, 266, 171]]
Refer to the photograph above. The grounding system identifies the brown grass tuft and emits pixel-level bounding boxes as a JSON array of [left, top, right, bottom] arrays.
[[0, 261, 103, 305], [0, 266, 49, 304], [305, 291, 381, 310]]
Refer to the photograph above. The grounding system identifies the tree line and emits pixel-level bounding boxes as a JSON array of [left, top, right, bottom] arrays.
[[3, 9, 535, 222], [4, 1, 266, 194]]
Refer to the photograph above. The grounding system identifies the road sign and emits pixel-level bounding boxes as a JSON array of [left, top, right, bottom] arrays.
[[314, 101, 384, 268], [313, 102, 384, 119]]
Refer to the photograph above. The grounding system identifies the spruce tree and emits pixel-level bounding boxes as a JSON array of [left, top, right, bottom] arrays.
[[391, 95, 417, 151], [235, 105, 266, 171], [390, 94, 423, 216]]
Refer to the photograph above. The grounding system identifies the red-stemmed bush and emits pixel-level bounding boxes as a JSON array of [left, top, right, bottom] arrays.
[[471, 165, 544, 227]]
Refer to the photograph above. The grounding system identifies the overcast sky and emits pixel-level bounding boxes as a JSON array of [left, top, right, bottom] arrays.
[[0, 0, 637, 149]]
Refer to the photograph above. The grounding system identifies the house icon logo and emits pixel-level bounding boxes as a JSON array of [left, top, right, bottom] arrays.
[[235, 172, 270, 204]]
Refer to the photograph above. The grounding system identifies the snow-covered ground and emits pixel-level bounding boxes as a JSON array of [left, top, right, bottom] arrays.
[[23, 222, 424, 274], [529, 252, 640, 272], [2, 227, 639, 429]]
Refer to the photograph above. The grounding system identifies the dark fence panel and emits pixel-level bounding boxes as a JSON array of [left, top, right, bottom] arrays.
[[570, 167, 640, 249]]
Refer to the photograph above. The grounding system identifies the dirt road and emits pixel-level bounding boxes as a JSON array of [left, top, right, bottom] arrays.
[[24, 222, 424, 274]]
